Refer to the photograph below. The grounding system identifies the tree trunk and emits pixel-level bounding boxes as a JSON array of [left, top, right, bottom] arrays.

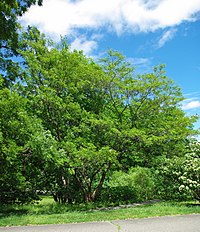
[[91, 170, 107, 201], [75, 165, 110, 202]]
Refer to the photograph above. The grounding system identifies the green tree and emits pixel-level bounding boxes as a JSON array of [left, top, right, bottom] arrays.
[[0, 76, 44, 203], [0, 77, 64, 203], [99, 50, 197, 168], [17, 28, 119, 202], [0, 1, 43, 87], [0, 0, 42, 44], [13, 29, 198, 203]]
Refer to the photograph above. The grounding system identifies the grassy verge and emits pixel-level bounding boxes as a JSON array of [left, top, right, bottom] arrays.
[[0, 197, 199, 227]]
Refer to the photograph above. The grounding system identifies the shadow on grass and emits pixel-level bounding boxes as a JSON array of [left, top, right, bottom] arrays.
[[3, 199, 195, 218], [0, 207, 28, 219], [0, 202, 104, 217], [166, 200, 200, 208], [0, 199, 149, 218], [185, 203, 200, 207]]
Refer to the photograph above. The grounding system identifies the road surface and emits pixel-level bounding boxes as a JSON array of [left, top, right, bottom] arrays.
[[1, 214, 200, 232]]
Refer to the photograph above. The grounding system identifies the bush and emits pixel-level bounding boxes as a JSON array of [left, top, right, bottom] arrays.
[[155, 157, 187, 200], [155, 141, 200, 201], [130, 167, 156, 201], [101, 167, 156, 203], [99, 186, 137, 204], [0, 188, 40, 205], [0, 170, 40, 204]]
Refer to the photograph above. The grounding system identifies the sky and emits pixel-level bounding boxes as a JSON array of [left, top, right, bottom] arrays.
[[19, 0, 200, 133]]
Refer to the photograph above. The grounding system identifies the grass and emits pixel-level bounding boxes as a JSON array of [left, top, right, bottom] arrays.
[[0, 196, 199, 227]]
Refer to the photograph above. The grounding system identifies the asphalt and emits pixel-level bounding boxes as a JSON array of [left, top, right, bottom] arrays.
[[1, 214, 200, 232]]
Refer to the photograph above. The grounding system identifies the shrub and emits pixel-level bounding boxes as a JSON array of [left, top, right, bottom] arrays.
[[155, 157, 187, 200], [101, 167, 155, 203], [155, 141, 200, 201], [178, 152, 200, 201], [99, 186, 137, 204], [129, 167, 155, 201]]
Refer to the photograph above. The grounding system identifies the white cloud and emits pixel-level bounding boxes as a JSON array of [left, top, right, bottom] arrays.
[[70, 36, 98, 56], [182, 100, 200, 110], [128, 57, 150, 66], [20, 0, 200, 38], [126, 57, 152, 73], [128, 57, 150, 68], [184, 92, 200, 97], [157, 28, 177, 48]]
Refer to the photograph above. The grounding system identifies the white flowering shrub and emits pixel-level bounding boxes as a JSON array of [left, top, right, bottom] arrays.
[[156, 140, 200, 201], [178, 143, 200, 200]]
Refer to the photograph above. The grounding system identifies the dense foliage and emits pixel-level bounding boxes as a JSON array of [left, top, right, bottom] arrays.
[[0, 22, 199, 204], [0, 0, 42, 44], [100, 167, 155, 203], [156, 140, 200, 201], [0, 1, 43, 88]]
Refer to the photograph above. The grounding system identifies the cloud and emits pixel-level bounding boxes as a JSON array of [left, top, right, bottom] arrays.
[[70, 36, 98, 56], [127, 57, 152, 73], [184, 92, 200, 97], [128, 57, 150, 66], [182, 100, 200, 110], [20, 0, 200, 38], [157, 28, 177, 48], [182, 94, 200, 136]]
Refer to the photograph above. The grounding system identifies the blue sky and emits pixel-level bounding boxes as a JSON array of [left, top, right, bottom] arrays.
[[19, 0, 200, 132]]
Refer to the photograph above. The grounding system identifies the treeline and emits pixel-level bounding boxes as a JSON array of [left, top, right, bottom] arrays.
[[0, 1, 199, 205]]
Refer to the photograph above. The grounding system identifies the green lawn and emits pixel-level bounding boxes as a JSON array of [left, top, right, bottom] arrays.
[[0, 197, 199, 227]]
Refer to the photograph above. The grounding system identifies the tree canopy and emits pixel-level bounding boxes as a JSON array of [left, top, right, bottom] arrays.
[[0, 1, 43, 88], [0, 0, 42, 43], [0, 26, 199, 204]]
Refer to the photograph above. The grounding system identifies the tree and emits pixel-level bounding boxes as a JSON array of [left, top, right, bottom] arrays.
[[0, 74, 65, 203], [16, 28, 120, 202], [99, 50, 198, 168], [10, 28, 197, 203], [0, 0, 42, 44], [64, 143, 118, 202], [0, 1, 43, 87], [0, 76, 43, 203]]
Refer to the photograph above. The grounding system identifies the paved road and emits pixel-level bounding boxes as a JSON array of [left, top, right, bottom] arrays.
[[1, 214, 200, 232]]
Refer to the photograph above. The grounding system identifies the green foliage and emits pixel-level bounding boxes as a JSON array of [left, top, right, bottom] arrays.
[[15, 29, 122, 202], [99, 50, 197, 168], [130, 167, 155, 201], [0, 83, 42, 204], [0, 0, 43, 43], [0, 1, 43, 87], [106, 167, 155, 202], [0, 25, 198, 204], [99, 186, 137, 203]]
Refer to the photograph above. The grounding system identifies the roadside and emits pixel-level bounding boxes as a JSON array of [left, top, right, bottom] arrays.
[[0, 200, 199, 227], [1, 214, 200, 232]]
